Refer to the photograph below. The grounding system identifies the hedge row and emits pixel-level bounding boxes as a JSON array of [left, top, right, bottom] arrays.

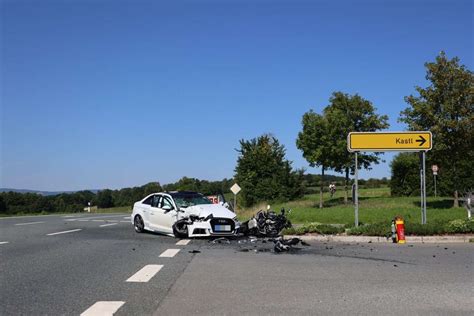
[[284, 219, 474, 236]]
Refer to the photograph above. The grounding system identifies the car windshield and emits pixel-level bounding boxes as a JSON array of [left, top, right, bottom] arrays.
[[171, 193, 212, 208]]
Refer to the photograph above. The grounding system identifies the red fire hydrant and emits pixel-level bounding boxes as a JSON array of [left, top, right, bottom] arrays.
[[395, 216, 406, 244]]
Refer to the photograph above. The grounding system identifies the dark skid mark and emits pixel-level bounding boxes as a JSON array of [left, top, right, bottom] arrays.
[[315, 252, 414, 265]]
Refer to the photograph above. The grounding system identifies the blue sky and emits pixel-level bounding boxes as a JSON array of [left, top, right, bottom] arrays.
[[1, 0, 472, 191]]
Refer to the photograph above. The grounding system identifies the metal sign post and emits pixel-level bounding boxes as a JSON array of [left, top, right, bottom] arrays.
[[422, 152, 427, 224], [432, 165, 438, 197], [230, 183, 241, 213], [354, 152, 359, 227]]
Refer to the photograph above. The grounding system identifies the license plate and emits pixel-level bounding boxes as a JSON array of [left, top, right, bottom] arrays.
[[214, 225, 231, 232]]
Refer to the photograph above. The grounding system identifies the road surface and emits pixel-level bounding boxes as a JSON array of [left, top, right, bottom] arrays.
[[1, 213, 473, 315]]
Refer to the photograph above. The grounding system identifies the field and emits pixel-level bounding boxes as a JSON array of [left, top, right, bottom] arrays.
[[236, 187, 468, 226]]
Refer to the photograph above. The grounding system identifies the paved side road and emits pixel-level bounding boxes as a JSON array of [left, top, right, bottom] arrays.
[[156, 240, 474, 315]]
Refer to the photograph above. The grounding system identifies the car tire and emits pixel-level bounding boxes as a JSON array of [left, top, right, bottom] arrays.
[[172, 220, 188, 238], [134, 215, 145, 233]]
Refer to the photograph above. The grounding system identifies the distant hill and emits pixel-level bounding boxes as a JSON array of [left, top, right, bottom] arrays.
[[0, 188, 98, 196]]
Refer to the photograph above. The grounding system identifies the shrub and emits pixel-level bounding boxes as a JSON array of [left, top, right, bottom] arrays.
[[347, 222, 390, 236]]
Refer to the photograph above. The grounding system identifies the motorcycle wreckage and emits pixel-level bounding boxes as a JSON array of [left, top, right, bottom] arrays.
[[238, 207, 308, 252], [239, 207, 292, 238]]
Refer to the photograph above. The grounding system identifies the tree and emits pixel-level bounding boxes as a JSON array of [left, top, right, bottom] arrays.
[[235, 134, 304, 207], [143, 182, 163, 196], [0, 196, 7, 214], [96, 189, 114, 208], [390, 153, 420, 196], [399, 52, 474, 207], [324, 92, 389, 204], [296, 111, 332, 208]]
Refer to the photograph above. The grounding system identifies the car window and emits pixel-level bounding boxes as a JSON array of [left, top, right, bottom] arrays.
[[151, 195, 161, 208], [160, 196, 173, 209], [142, 196, 153, 205]]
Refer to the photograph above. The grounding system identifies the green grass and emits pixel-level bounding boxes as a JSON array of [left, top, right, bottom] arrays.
[[237, 187, 468, 226]]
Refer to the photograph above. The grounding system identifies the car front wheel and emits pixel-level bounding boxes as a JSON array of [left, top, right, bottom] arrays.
[[172, 219, 188, 238], [134, 215, 145, 233]]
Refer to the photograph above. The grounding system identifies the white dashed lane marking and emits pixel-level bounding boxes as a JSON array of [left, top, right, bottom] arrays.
[[14, 221, 45, 226], [0, 241, 9, 245], [99, 223, 118, 228], [80, 301, 125, 316], [47, 229, 82, 236], [176, 239, 190, 246], [159, 248, 180, 258], [126, 264, 163, 282]]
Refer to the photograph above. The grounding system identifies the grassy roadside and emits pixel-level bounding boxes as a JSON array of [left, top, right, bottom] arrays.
[[236, 187, 468, 225]]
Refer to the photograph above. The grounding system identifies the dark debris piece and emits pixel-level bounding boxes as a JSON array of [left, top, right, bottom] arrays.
[[189, 250, 201, 254], [210, 237, 231, 244], [273, 237, 309, 253]]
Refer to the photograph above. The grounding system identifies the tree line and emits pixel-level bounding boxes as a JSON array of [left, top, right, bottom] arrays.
[[0, 178, 234, 215]]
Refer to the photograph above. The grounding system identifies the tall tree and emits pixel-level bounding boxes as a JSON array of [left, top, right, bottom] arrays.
[[324, 92, 389, 203], [399, 52, 474, 207], [96, 189, 114, 208], [235, 134, 304, 207], [296, 111, 332, 208]]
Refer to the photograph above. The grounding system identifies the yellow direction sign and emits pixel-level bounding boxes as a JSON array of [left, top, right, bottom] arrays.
[[348, 131, 432, 152]]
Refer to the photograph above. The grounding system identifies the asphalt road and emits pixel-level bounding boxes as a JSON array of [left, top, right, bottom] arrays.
[[1, 213, 473, 315]]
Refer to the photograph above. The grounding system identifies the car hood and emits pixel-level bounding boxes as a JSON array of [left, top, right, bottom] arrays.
[[183, 204, 235, 219]]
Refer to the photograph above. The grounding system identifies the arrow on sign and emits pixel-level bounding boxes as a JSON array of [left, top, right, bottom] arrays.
[[416, 135, 427, 147]]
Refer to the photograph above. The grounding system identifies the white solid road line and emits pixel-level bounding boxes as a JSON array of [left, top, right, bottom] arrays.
[[47, 229, 82, 236], [100, 223, 118, 227], [14, 221, 45, 226], [80, 301, 125, 316], [123, 216, 130, 219], [176, 239, 191, 246], [159, 248, 181, 258], [126, 264, 163, 282], [120, 221, 130, 223], [0, 241, 9, 245], [76, 215, 129, 220]]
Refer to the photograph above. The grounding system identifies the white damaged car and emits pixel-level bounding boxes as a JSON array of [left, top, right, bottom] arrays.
[[131, 191, 240, 238]]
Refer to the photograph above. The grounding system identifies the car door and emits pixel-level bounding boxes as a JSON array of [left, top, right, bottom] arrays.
[[151, 194, 177, 234], [148, 195, 163, 231], [139, 195, 154, 227]]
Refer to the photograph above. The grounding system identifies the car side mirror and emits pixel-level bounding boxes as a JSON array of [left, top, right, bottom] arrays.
[[162, 205, 174, 213]]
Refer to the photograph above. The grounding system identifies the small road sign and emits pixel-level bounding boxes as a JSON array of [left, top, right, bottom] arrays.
[[230, 183, 241, 195], [432, 165, 438, 175], [347, 131, 432, 152]]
